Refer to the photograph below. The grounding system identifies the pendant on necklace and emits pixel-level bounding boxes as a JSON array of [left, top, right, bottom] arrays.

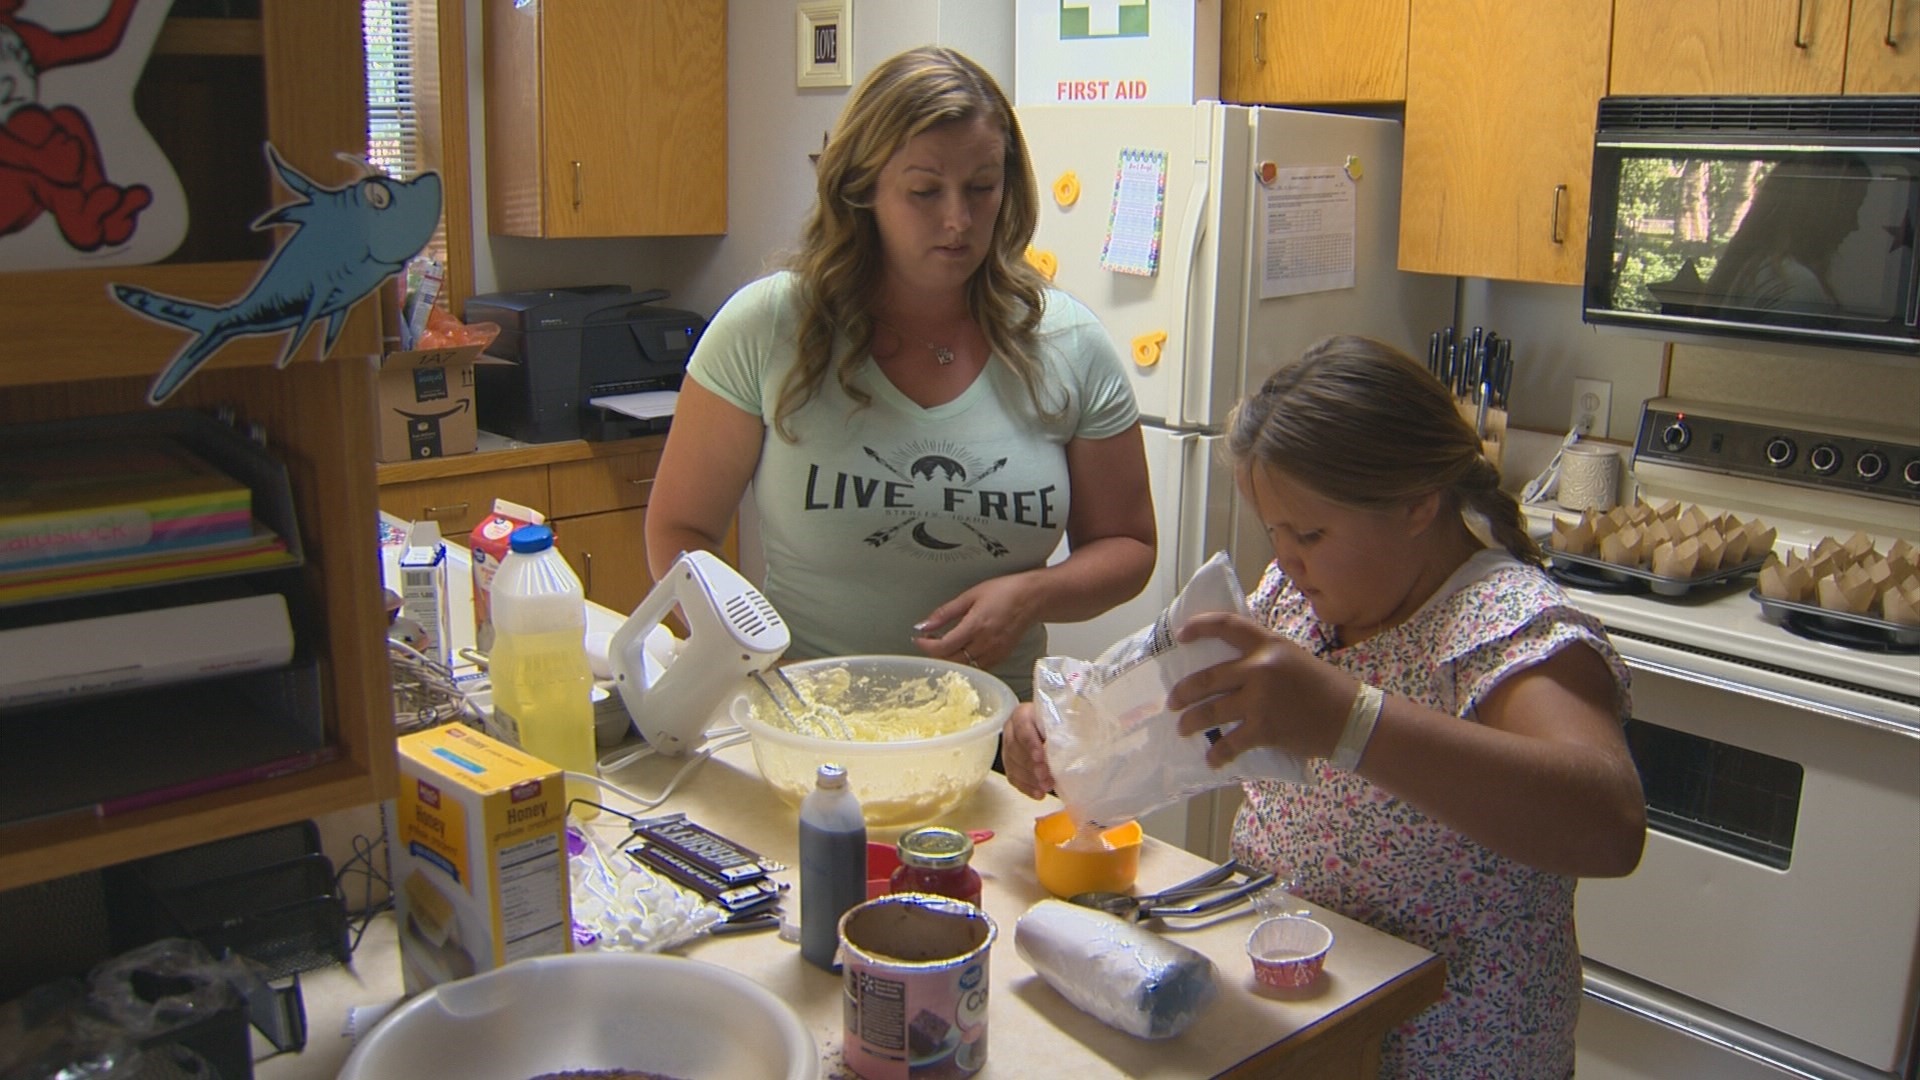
[[930, 345, 954, 366]]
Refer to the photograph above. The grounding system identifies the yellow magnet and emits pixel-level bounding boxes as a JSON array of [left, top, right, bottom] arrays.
[[1026, 246, 1059, 281], [1131, 330, 1168, 368], [1053, 171, 1081, 207], [1344, 155, 1363, 181]]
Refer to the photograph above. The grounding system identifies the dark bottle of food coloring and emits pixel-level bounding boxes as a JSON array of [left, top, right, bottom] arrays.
[[799, 762, 867, 971]]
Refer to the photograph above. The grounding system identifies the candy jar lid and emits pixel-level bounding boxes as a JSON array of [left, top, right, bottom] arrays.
[[897, 826, 974, 870]]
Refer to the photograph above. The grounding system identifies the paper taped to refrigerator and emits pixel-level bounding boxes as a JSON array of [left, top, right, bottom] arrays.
[[1259, 165, 1356, 300], [1100, 148, 1168, 277]]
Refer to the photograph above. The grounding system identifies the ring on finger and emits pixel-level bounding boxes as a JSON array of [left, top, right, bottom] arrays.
[[961, 647, 978, 667]]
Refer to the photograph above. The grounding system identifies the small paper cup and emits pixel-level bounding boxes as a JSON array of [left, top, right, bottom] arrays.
[[1247, 915, 1333, 989]]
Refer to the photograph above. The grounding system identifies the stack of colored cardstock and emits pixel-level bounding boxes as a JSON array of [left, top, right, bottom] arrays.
[[0, 439, 291, 605]]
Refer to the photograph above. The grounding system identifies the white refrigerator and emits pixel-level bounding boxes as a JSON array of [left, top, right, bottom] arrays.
[[1023, 102, 1457, 858]]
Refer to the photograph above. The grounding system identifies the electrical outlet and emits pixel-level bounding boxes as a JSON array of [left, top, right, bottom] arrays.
[[1571, 378, 1612, 438]]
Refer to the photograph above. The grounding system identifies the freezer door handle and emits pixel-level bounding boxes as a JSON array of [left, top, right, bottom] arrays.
[[1167, 161, 1210, 417]]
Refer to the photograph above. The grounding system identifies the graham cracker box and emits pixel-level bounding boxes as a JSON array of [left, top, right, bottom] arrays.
[[391, 724, 572, 995], [375, 345, 490, 463]]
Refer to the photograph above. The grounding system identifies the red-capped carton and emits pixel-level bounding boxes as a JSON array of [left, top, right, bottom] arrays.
[[469, 498, 545, 652]]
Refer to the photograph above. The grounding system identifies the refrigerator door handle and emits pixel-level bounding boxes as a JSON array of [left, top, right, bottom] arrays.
[[1167, 161, 1211, 415]]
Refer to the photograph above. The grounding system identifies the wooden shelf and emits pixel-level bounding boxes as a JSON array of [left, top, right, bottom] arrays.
[[377, 433, 665, 485]]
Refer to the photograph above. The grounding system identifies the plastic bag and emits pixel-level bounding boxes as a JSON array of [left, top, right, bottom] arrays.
[[1038, 551, 1308, 829], [567, 824, 726, 952], [1014, 899, 1217, 1038]]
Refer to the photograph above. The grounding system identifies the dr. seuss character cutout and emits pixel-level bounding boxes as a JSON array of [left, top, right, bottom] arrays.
[[115, 144, 441, 404], [0, 0, 184, 268]]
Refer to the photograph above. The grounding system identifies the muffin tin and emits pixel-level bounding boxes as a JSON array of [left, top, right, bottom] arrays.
[[1750, 589, 1920, 651], [1548, 550, 1769, 597]]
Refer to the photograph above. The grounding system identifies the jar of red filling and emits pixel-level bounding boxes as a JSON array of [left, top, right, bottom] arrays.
[[890, 826, 982, 907]]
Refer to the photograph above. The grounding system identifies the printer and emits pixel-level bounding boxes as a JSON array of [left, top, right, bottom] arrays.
[[467, 285, 705, 443]]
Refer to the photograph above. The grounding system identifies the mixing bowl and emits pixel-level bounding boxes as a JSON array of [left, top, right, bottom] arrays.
[[338, 952, 817, 1079], [731, 655, 1015, 828]]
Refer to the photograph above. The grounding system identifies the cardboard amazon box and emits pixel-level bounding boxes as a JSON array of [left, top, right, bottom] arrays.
[[375, 345, 494, 462]]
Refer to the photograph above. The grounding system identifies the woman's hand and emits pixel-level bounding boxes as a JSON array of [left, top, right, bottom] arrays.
[[1000, 702, 1053, 799], [909, 573, 1043, 670], [1166, 612, 1354, 767]]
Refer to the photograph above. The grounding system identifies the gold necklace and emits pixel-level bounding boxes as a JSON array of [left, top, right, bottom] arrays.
[[877, 320, 956, 365]]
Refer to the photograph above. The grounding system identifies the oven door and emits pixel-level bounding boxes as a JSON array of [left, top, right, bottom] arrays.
[[1576, 636, 1920, 1077]]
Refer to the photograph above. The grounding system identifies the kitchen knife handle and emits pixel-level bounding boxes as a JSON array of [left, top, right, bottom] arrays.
[[1888, 0, 1900, 46], [572, 160, 584, 211], [1252, 12, 1267, 65], [1550, 184, 1568, 244], [1794, 0, 1811, 48]]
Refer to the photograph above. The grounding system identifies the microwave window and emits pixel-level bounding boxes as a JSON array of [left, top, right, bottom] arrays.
[[1601, 154, 1915, 329]]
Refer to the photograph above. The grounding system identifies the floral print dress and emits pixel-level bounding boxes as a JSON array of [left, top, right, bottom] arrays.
[[1232, 549, 1629, 1079]]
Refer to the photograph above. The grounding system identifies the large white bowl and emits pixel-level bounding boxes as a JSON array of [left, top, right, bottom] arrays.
[[338, 952, 818, 1080], [732, 655, 1016, 828]]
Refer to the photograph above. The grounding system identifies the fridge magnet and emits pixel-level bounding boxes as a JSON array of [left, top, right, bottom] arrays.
[[1100, 147, 1167, 277], [1052, 170, 1079, 208], [1130, 329, 1167, 368], [1025, 245, 1057, 281], [112, 144, 443, 405], [0, 0, 186, 270]]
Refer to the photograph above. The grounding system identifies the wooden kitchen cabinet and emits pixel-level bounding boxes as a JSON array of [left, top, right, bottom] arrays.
[[379, 436, 679, 614], [1611, 0, 1917, 95], [483, 0, 727, 238], [552, 508, 652, 616], [0, 5, 396, 892], [1399, 0, 1612, 285], [1610, 0, 1850, 95], [1220, 0, 1408, 104], [378, 465, 551, 540], [1846, 0, 1920, 92]]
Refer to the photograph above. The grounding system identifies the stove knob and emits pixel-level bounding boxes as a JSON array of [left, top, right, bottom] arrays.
[[1764, 436, 1796, 468], [1809, 443, 1842, 476], [1660, 421, 1692, 453], [1904, 459, 1920, 489], [1855, 450, 1888, 483]]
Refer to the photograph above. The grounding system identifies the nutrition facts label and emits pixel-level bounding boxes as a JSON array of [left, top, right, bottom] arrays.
[[499, 831, 567, 957]]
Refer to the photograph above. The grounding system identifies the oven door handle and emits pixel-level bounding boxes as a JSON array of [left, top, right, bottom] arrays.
[[1583, 961, 1901, 1080], [1622, 654, 1920, 740]]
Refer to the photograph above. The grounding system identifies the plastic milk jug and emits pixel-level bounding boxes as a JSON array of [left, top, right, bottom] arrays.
[[488, 523, 596, 819]]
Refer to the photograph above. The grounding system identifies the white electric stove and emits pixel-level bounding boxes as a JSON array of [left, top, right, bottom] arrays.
[[1545, 399, 1920, 1080]]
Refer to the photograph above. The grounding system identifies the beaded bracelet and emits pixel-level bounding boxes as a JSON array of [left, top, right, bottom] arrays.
[[1332, 682, 1385, 772]]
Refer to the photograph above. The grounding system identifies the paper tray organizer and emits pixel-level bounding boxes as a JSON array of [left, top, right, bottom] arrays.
[[0, 408, 328, 827]]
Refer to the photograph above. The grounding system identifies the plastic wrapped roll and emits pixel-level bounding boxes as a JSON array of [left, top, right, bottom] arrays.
[[1013, 899, 1218, 1039]]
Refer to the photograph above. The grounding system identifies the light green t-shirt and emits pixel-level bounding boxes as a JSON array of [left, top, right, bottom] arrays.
[[690, 271, 1138, 697]]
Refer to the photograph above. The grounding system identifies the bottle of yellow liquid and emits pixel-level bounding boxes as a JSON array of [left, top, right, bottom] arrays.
[[488, 523, 597, 819]]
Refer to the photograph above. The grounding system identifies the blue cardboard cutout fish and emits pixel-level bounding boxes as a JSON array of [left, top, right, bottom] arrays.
[[113, 143, 441, 405]]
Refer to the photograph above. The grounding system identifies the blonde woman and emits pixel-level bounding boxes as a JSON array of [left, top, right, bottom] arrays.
[[646, 46, 1154, 697]]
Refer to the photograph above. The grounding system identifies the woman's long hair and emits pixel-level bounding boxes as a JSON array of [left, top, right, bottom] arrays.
[[776, 46, 1058, 440], [1226, 335, 1543, 565]]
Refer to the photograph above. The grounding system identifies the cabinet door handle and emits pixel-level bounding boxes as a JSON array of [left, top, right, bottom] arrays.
[[582, 550, 593, 595], [1550, 184, 1568, 245], [1793, 0, 1811, 47], [1888, 0, 1900, 47], [1252, 11, 1267, 66], [424, 501, 470, 520], [572, 160, 583, 210]]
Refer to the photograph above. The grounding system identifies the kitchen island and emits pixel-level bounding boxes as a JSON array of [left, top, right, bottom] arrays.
[[269, 748, 1441, 1079], [273, 524, 1442, 1077]]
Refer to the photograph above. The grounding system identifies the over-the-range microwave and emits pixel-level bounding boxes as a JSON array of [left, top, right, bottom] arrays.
[[1584, 96, 1920, 357]]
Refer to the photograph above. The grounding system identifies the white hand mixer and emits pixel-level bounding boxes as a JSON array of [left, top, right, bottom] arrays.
[[606, 550, 790, 756]]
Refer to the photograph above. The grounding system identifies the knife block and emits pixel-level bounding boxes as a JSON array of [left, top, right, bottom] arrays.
[[1455, 399, 1508, 474]]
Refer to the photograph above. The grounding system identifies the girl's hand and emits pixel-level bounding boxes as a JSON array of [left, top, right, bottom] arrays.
[[1000, 702, 1053, 799], [1167, 612, 1354, 767]]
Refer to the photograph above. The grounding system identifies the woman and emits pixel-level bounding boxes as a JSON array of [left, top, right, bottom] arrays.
[[645, 47, 1154, 698], [1005, 336, 1645, 1077]]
